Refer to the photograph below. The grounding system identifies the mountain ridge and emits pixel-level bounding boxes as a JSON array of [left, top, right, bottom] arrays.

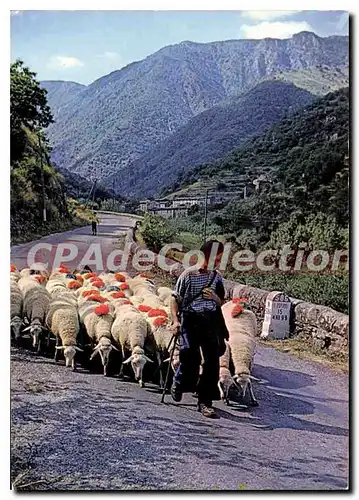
[[42, 31, 349, 187], [110, 80, 315, 198]]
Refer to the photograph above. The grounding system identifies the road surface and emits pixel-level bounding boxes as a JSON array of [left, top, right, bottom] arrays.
[[11, 212, 135, 272], [10, 213, 349, 491]]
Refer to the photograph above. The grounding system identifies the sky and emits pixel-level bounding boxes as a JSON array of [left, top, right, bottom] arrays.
[[10, 10, 349, 85]]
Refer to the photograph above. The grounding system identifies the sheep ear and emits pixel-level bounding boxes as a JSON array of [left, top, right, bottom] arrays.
[[22, 326, 32, 332], [55, 346, 65, 350], [122, 356, 133, 364], [111, 344, 119, 351], [162, 357, 170, 363], [144, 356, 153, 363], [75, 346, 84, 352], [249, 375, 261, 382], [90, 350, 99, 360]]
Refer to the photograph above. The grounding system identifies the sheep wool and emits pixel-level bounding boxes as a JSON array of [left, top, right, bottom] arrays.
[[157, 286, 173, 307], [78, 299, 115, 376], [221, 300, 259, 406], [218, 341, 236, 405], [10, 280, 23, 339], [46, 297, 81, 370], [23, 286, 52, 351], [18, 276, 42, 296], [111, 304, 154, 387]]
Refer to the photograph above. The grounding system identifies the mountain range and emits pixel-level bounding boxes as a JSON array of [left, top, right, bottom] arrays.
[[41, 31, 349, 198]]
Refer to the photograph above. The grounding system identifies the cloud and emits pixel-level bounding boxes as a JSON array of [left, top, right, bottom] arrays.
[[241, 11, 300, 21], [47, 56, 84, 69], [97, 52, 121, 60], [240, 21, 315, 39]]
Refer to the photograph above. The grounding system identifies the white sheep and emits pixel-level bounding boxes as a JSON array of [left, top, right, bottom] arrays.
[[128, 275, 156, 296], [10, 280, 23, 340], [46, 296, 82, 370], [10, 268, 21, 283], [78, 299, 117, 376], [144, 314, 174, 388], [111, 303, 154, 387], [22, 286, 51, 352], [46, 274, 68, 296], [222, 300, 259, 406], [17, 275, 42, 296]]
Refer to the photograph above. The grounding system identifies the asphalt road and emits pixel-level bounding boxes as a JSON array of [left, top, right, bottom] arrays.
[[11, 212, 135, 272], [10, 213, 349, 491]]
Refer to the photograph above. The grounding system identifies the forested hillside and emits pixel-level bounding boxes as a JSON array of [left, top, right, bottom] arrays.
[[43, 32, 348, 185], [149, 87, 349, 312], [113, 81, 314, 197], [10, 61, 94, 243], [168, 87, 349, 247], [40, 80, 86, 119]]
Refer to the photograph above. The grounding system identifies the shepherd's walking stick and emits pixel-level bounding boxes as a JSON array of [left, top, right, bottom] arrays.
[[161, 331, 179, 403]]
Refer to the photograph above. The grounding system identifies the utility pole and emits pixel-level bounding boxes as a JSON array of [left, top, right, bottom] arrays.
[[203, 189, 208, 243], [38, 134, 47, 222], [85, 181, 94, 207], [112, 178, 115, 210], [92, 179, 97, 203]]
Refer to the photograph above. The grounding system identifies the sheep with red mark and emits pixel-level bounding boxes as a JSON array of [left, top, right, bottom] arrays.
[[221, 299, 259, 406], [111, 302, 154, 387], [46, 294, 82, 370], [78, 297, 117, 376]]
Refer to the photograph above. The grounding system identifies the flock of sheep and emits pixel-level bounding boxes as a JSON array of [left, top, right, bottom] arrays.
[[10, 264, 259, 406]]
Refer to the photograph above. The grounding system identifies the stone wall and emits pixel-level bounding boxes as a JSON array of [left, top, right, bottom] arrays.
[[126, 229, 349, 357]]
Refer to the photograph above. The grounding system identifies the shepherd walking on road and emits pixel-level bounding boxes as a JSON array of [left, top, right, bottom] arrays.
[[91, 212, 99, 235], [170, 240, 229, 418]]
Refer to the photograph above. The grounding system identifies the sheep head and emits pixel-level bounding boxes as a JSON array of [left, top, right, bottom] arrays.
[[90, 337, 119, 374], [10, 316, 23, 339], [122, 346, 153, 386], [233, 373, 260, 397], [56, 345, 83, 369], [23, 321, 45, 350]]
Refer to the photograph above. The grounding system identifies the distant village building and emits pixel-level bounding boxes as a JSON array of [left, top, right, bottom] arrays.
[[253, 175, 270, 194], [139, 189, 247, 218]]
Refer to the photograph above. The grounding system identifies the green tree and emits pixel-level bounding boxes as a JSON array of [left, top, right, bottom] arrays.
[[11, 60, 53, 163]]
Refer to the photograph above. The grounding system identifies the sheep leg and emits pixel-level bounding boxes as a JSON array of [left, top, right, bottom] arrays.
[[248, 381, 259, 407], [72, 358, 77, 372], [218, 381, 225, 402], [54, 336, 61, 362], [46, 330, 52, 350], [119, 347, 126, 379], [157, 351, 164, 389], [218, 381, 230, 406]]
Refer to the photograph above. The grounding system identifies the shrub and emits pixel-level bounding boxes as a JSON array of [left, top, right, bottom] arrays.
[[139, 213, 175, 252]]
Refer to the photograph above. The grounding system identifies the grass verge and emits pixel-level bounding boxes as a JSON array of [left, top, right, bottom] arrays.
[[259, 337, 348, 373]]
